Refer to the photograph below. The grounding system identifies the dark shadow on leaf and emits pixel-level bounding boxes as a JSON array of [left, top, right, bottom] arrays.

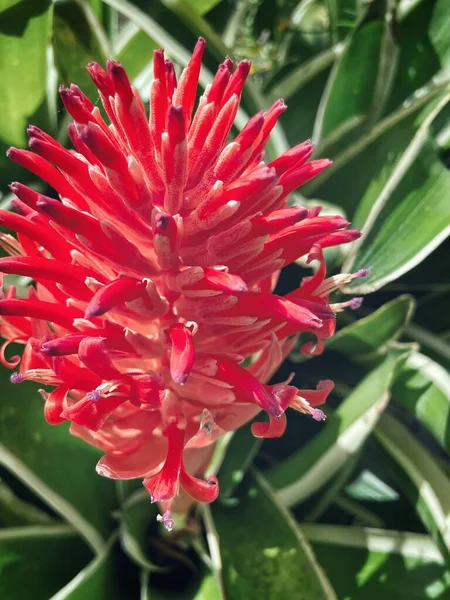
[[0, 0, 51, 36]]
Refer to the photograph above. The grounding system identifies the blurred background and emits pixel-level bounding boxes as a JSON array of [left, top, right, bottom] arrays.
[[0, 0, 450, 598]]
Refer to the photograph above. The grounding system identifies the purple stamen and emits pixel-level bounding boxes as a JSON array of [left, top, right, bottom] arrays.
[[311, 408, 326, 421], [356, 268, 370, 278], [349, 297, 363, 310], [10, 372, 25, 384], [157, 510, 175, 531], [86, 390, 101, 401]]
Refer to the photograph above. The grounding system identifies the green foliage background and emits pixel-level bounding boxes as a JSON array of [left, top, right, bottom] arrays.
[[0, 0, 450, 598]]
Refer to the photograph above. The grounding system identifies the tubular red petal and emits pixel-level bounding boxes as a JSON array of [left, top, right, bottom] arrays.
[[86, 61, 114, 97], [269, 141, 313, 175], [167, 323, 195, 385], [128, 372, 165, 410], [0, 299, 79, 330], [52, 355, 101, 390], [0, 209, 70, 259], [143, 421, 185, 501], [9, 182, 40, 210], [78, 336, 122, 380], [59, 84, 95, 124], [7, 147, 87, 208], [165, 59, 177, 100], [85, 278, 145, 319], [0, 257, 91, 298], [173, 37, 205, 126], [215, 357, 284, 418], [107, 60, 134, 107], [222, 60, 251, 105], [41, 334, 88, 356], [280, 159, 332, 195], [190, 268, 248, 294], [62, 393, 126, 431]]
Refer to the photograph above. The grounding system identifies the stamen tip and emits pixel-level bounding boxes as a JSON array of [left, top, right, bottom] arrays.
[[157, 511, 175, 531], [349, 297, 363, 310], [357, 268, 370, 278], [311, 408, 326, 421], [10, 372, 24, 384]]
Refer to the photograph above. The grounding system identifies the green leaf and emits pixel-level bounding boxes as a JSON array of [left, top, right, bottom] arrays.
[[0, 368, 117, 552], [141, 568, 223, 600], [119, 489, 159, 571], [102, 0, 216, 88], [49, 536, 122, 600], [0, 525, 92, 600], [302, 524, 450, 599], [376, 411, 450, 561], [210, 469, 336, 599], [303, 452, 361, 522], [392, 351, 450, 453], [116, 23, 158, 82], [217, 426, 261, 500], [327, 295, 415, 359], [52, 0, 109, 101], [313, 16, 385, 142], [385, 0, 450, 115], [0, 0, 53, 190], [342, 93, 450, 293], [429, 0, 450, 68], [265, 350, 408, 506], [0, 479, 56, 527], [183, 0, 222, 17]]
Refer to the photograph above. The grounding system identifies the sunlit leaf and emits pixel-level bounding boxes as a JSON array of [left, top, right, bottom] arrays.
[[327, 295, 415, 359], [392, 352, 450, 453], [52, 0, 109, 101], [210, 469, 336, 599], [0, 0, 53, 190], [303, 524, 450, 599], [376, 412, 450, 561]]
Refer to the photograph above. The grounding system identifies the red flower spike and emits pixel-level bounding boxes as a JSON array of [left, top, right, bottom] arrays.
[[0, 40, 363, 528]]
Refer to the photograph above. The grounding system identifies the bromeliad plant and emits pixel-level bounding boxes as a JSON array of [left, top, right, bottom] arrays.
[[0, 39, 361, 528], [0, 0, 450, 599]]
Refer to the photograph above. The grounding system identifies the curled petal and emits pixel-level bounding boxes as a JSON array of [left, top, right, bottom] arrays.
[[0, 338, 22, 368], [251, 413, 287, 439], [41, 386, 69, 425], [179, 467, 219, 503]]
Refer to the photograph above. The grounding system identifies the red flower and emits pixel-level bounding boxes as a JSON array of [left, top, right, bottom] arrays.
[[0, 40, 363, 528]]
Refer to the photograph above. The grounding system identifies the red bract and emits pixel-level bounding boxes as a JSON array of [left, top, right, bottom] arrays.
[[0, 40, 364, 529]]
